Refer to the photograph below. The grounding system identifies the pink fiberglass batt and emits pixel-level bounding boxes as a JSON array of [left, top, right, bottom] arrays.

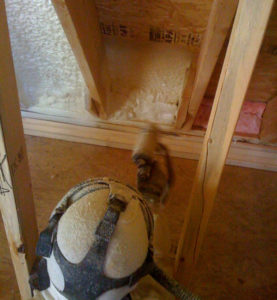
[[193, 99, 266, 136]]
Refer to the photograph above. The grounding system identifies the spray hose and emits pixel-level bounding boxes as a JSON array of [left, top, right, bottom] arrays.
[[150, 264, 200, 300], [133, 125, 200, 300]]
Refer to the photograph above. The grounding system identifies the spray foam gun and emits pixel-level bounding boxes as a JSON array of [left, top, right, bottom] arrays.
[[132, 124, 200, 300]]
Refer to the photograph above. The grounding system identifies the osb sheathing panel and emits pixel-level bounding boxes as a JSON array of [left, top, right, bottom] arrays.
[[95, 0, 277, 103], [95, 0, 214, 50], [205, 1, 277, 103]]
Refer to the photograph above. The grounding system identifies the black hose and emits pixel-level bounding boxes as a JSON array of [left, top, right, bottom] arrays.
[[150, 264, 200, 300]]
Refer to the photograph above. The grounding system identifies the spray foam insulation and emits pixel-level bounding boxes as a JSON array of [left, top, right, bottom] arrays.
[[5, 0, 89, 114], [6, 0, 194, 125], [105, 37, 192, 124]]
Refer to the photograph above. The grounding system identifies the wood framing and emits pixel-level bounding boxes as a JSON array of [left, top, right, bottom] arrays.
[[176, 55, 197, 129], [260, 96, 277, 144], [206, 1, 277, 104], [175, 0, 274, 276], [52, 0, 109, 118], [176, 0, 238, 129], [22, 117, 277, 172], [1, 0, 277, 297], [0, 3, 38, 299]]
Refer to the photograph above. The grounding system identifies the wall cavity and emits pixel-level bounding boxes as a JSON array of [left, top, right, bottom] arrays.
[[5, 0, 88, 114]]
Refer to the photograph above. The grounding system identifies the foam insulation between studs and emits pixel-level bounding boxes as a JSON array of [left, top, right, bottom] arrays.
[[106, 38, 192, 124], [6, 0, 192, 125], [5, 0, 89, 113]]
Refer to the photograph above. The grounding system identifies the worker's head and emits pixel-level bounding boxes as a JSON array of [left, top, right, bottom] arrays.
[[44, 178, 154, 300]]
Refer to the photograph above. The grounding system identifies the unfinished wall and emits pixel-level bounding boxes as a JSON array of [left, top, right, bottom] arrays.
[[5, 0, 277, 129], [6, 0, 193, 125]]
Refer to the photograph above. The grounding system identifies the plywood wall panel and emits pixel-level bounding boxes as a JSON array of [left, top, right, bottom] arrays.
[[95, 0, 213, 51]]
